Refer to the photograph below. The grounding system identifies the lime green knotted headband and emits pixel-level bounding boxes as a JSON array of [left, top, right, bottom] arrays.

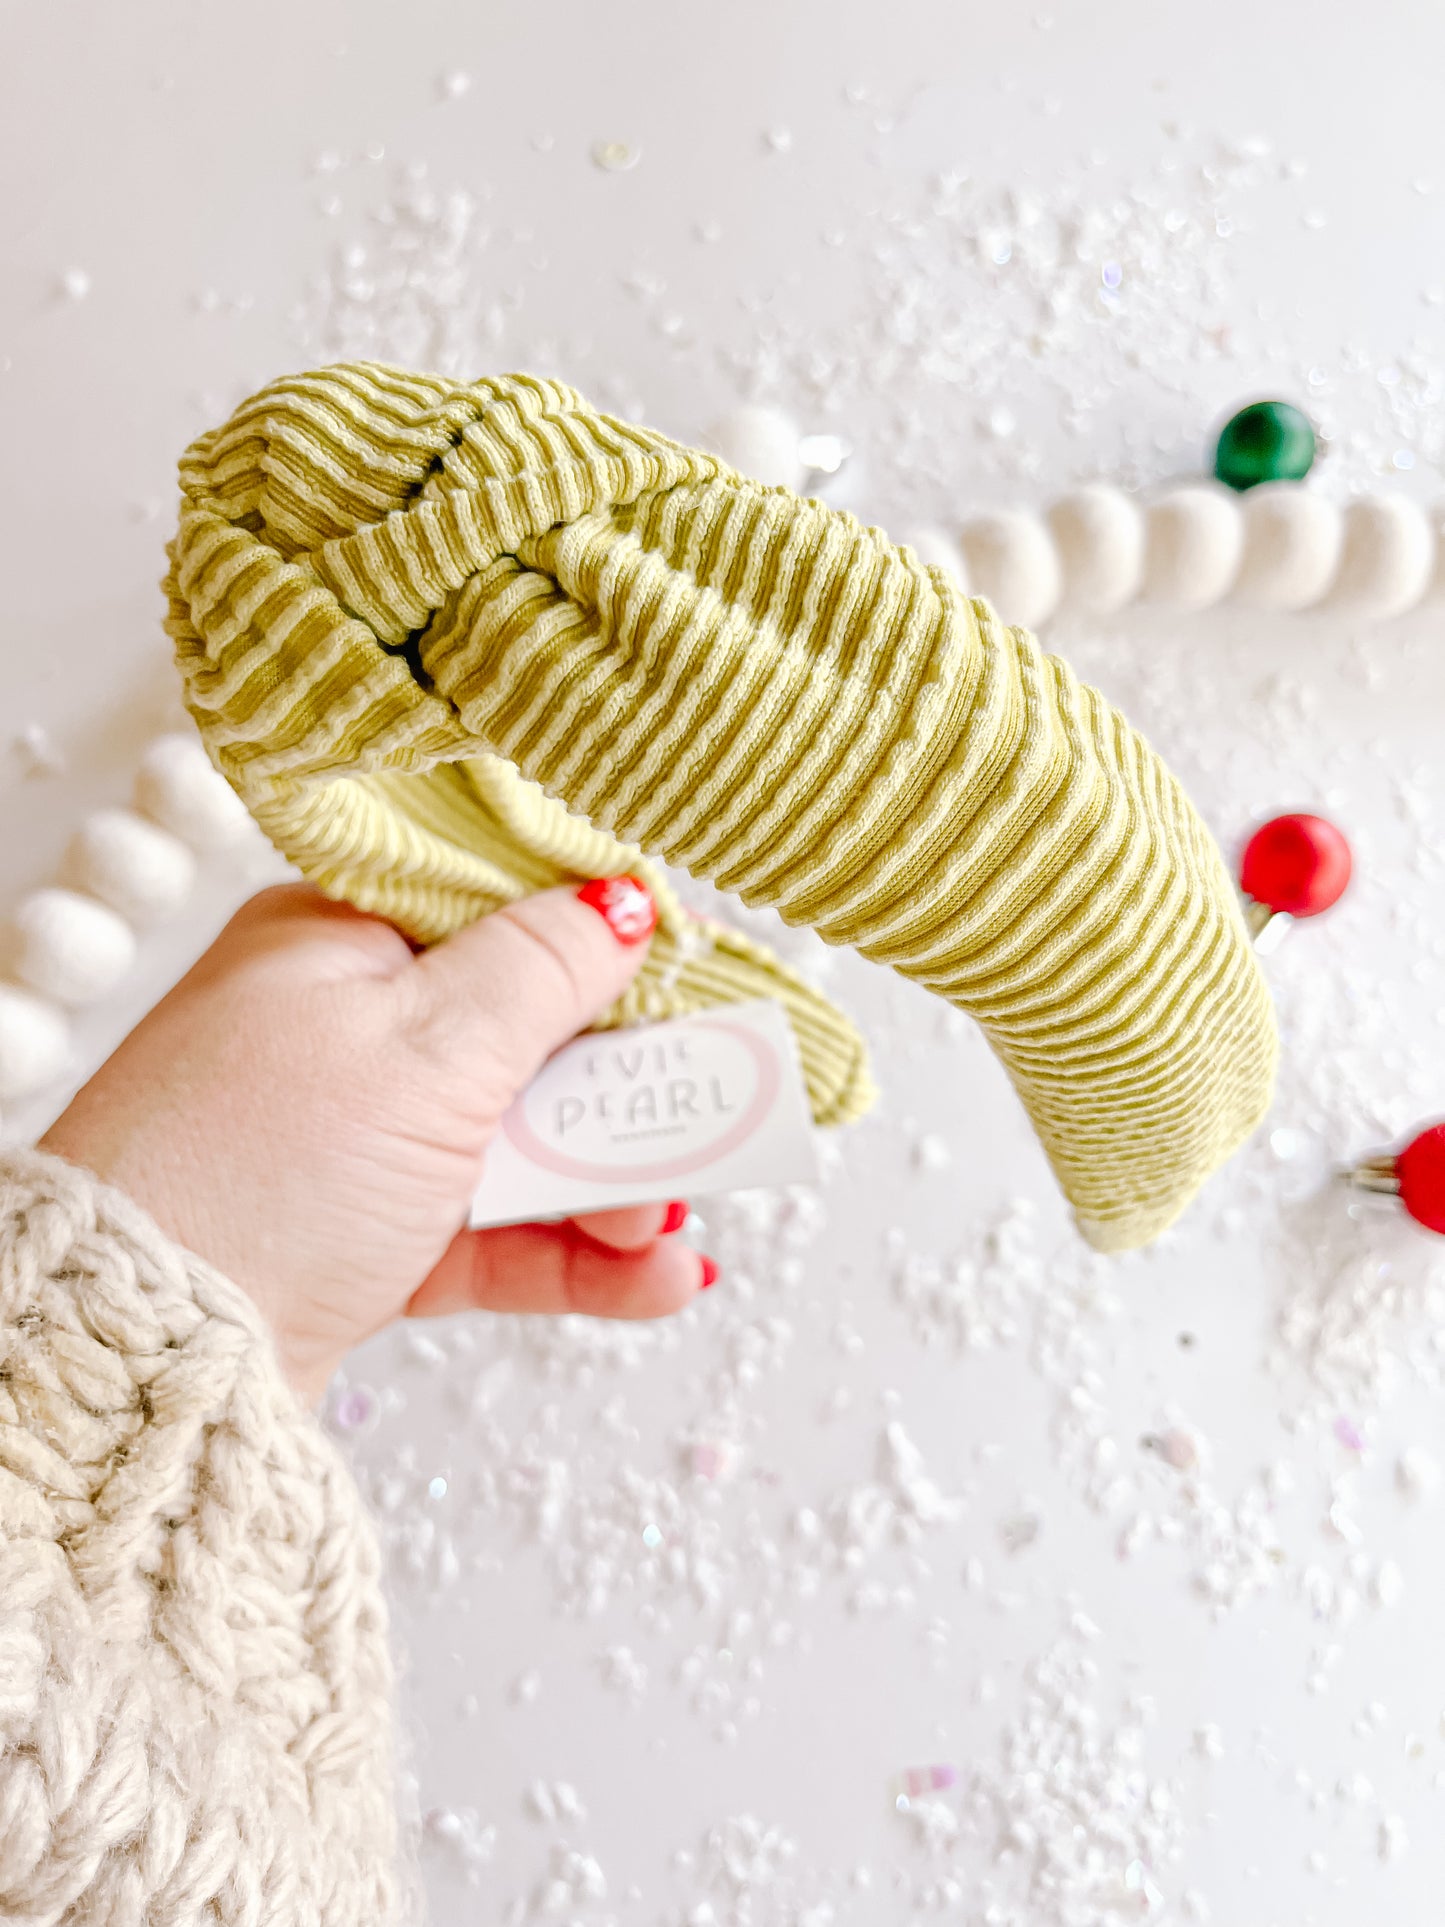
[[163, 360, 1276, 1251]]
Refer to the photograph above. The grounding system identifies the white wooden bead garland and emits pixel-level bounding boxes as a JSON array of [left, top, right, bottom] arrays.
[[12, 890, 137, 1008], [902, 483, 1444, 629], [67, 808, 198, 923], [0, 985, 70, 1104], [707, 402, 1443, 627], [707, 404, 809, 492], [0, 732, 255, 1105]]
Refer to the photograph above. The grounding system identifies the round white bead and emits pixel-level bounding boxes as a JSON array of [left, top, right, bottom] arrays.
[[0, 982, 69, 1102], [901, 525, 970, 589], [1326, 495, 1435, 617], [1139, 487, 1243, 610], [1047, 485, 1144, 613], [1233, 485, 1342, 611], [706, 404, 804, 490], [959, 510, 1061, 628], [10, 888, 137, 1008], [134, 732, 252, 851], [67, 808, 196, 922]]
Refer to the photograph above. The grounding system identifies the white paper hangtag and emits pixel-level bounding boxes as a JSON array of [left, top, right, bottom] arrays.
[[469, 999, 820, 1228]]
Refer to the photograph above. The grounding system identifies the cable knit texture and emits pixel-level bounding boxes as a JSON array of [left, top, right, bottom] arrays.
[[164, 361, 1277, 1249], [0, 1149, 405, 1926]]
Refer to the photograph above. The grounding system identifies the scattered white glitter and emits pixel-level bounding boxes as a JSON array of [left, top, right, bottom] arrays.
[[935, 1622, 1188, 1921]]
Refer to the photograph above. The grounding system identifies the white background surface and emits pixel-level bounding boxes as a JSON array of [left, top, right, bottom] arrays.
[[5, 5, 1445, 1922]]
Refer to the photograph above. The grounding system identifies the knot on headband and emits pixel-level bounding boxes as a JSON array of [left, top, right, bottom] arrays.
[[164, 361, 1276, 1250]]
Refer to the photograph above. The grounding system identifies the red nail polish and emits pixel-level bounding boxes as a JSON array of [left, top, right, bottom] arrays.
[[577, 873, 657, 945], [661, 1200, 688, 1235], [699, 1256, 719, 1290]]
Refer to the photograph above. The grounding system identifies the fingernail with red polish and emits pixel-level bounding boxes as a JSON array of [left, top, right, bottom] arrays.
[[661, 1200, 688, 1235], [577, 874, 657, 945], [699, 1256, 719, 1290]]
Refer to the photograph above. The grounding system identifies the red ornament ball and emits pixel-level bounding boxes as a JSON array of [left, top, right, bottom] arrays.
[[1240, 813, 1352, 918], [1398, 1123, 1445, 1235]]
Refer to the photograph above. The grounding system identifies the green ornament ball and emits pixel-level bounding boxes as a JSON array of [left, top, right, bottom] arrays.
[[1213, 400, 1316, 492]]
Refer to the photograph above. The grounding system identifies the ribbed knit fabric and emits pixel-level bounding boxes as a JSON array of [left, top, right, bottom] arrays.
[[0, 1149, 408, 1926], [164, 362, 1277, 1250]]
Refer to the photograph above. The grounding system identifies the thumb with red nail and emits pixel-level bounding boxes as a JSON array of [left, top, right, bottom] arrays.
[[41, 874, 718, 1404]]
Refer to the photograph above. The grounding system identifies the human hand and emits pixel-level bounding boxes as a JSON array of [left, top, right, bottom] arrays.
[[41, 878, 715, 1404]]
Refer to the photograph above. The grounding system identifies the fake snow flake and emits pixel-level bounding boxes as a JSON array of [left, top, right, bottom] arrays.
[[1143, 1427, 1200, 1472], [591, 139, 640, 173], [59, 267, 90, 301], [897, 1763, 958, 1798], [9, 723, 64, 778], [598, 1646, 649, 1701], [911, 1131, 952, 1172], [421, 1807, 496, 1886], [1326, 1500, 1362, 1544], [511, 1669, 541, 1705], [537, 1844, 607, 1909], [331, 1384, 378, 1433], [527, 1780, 587, 1823], [1397, 1445, 1440, 1501], [689, 1439, 739, 1482], [999, 1510, 1042, 1553], [1124, 1858, 1165, 1912], [1378, 1813, 1409, 1861], [1372, 1559, 1405, 1607]]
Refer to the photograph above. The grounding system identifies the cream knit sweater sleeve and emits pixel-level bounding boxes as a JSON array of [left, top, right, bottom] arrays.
[[0, 1149, 407, 1926]]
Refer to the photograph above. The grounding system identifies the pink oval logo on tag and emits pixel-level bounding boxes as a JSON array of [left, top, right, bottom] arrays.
[[503, 1018, 781, 1184]]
